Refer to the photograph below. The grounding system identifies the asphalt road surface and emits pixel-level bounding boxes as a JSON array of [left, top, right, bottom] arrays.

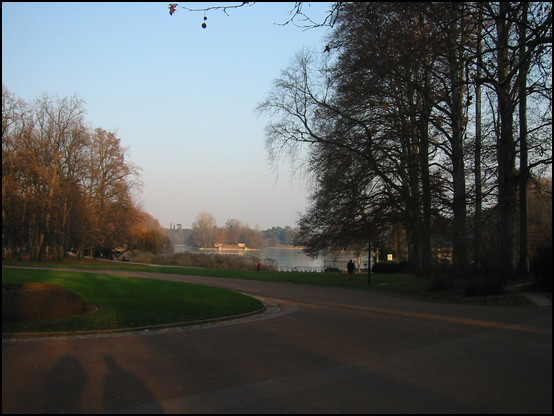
[[2, 270, 552, 414]]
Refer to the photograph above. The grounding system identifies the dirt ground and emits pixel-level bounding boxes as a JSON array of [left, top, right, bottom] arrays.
[[2, 282, 89, 322]]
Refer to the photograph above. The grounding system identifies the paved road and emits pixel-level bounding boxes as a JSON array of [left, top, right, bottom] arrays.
[[2, 270, 552, 414]]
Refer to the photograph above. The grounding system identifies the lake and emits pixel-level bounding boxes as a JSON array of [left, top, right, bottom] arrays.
[[173, 245, 372, 272]]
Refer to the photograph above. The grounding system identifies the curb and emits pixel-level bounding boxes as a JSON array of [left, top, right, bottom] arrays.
[[2, 297, 279, 341]]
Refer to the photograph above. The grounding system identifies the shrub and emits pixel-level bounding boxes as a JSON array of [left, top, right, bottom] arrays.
[[372, 261, 407, 273], [426, 262, 456, 291], [531, 239, 552, 292], [127, 251, 274, 271]]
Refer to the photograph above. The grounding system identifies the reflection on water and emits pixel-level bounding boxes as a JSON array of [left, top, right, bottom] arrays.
[[255, 247, 324, 272], [173, 246, 371, 272]]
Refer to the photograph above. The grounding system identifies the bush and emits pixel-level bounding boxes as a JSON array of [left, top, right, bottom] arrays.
[[531, 239, 552, 292], [128, 251, 274, 271], [426, 262, 456, 291], [372, 261, 407, 273], [464, 273, 506, 296]]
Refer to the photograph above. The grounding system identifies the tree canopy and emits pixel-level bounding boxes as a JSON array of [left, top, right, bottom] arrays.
[[2, 85, 168, 260], [257, 2, 552, 290]]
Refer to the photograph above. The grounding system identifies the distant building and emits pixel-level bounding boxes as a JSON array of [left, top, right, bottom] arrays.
[[213, 243, 249, 251]]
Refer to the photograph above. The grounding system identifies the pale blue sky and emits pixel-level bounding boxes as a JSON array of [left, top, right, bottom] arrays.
[[2, 2, 333, 229]]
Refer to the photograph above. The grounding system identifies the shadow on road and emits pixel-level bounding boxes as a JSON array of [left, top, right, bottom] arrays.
[[103, 355, 163, 413]]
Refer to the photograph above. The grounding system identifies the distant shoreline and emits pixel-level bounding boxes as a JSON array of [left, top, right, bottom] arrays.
[[173, 245, 305, 250]]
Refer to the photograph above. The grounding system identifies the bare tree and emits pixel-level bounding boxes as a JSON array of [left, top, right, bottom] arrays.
[[225, 218, 244, 244], [192, 212, 219, 248], [168, 2, 342, 29], [477, 2, 552, 281], [259, 2, 551, 288], [171, 2, 552, 286]]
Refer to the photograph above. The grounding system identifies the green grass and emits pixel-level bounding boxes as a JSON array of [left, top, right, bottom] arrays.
[[2, 267, 263, 335], [2, 256, 536, 336]]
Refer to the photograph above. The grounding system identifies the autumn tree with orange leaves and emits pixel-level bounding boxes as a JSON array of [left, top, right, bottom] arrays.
[[2, 85, 164, 260]]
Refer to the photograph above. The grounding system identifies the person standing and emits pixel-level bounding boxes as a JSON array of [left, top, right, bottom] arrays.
[[347, 259, 355, 280]]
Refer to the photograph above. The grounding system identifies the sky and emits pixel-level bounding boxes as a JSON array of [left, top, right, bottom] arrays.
[[2, 2, 333, 230]]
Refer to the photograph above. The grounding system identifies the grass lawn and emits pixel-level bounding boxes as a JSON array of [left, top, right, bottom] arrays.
[[2, 267, 264, 335], [2, 257, 535, 336]]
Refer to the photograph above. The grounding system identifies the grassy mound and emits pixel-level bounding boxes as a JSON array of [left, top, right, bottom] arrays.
[[2, 268, 264, 335], [2, 282, 90, 322]]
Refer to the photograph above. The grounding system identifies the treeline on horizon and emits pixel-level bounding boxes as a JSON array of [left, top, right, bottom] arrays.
[[1, 85, 302, 259], [166, 213, 298, 249]]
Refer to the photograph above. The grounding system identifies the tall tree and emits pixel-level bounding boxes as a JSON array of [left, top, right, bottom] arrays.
[[2, 87, 144, 260], [28, 93, 87, 259], [225, 218, 244, 244], [518, 2, 531, 276], [473, 3, 484, 273], [260, 3, 447, 272], [2, 85, 32, 258], [192, 212, 218, 248], [446, 2, 469, 277], [477, 2, 552, 281]]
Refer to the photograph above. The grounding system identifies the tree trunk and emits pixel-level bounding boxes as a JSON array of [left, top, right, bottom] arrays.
[[496, 2, 518, 282], [473, 4, 483, 273], [448, 3, 468, 279], [518, 2, 530, 277]]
